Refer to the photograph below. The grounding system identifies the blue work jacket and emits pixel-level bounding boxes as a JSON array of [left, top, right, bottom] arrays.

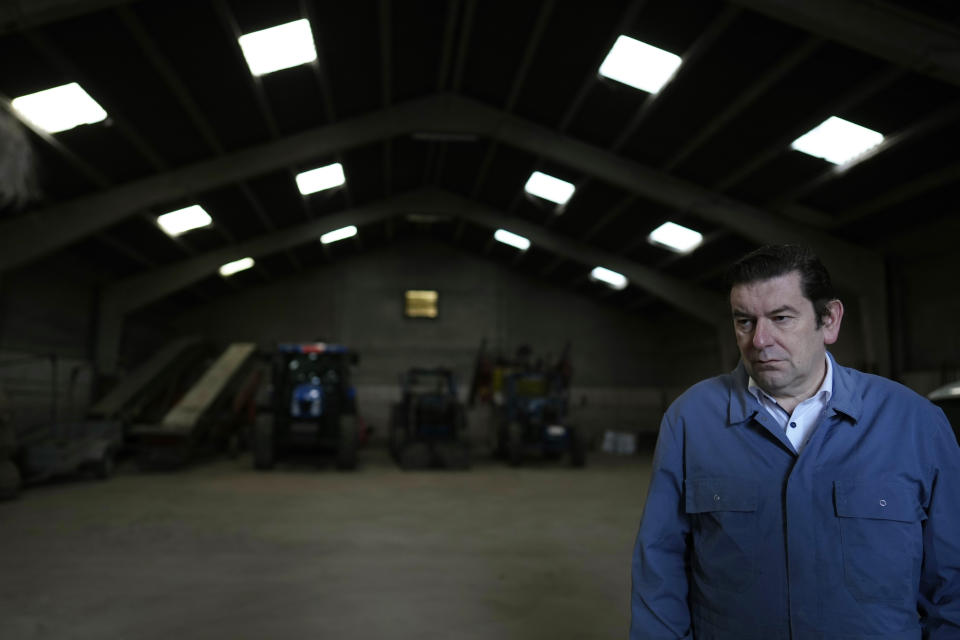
[[631, 354, 960, 639]]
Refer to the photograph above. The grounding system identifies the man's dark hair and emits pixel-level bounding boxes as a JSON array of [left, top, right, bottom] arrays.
[[727, 244, 837, 327]]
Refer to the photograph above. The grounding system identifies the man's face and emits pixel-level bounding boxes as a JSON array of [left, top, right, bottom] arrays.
[[730, 271, 841, 401]]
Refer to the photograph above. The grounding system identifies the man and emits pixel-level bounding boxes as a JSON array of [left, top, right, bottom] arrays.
[[631, 244, 960, 639]]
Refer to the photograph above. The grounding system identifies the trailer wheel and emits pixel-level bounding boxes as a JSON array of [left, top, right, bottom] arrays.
[[253, 415, 275, 470], [507, 422, 523, 467], [94, 449, 115, 479], [336, 415, 358, 471], [569, 427, 586, 468], [0, 459, 21, 500]]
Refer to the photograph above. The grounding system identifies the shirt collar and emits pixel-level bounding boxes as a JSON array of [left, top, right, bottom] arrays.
[[729, 351, 859, 425]]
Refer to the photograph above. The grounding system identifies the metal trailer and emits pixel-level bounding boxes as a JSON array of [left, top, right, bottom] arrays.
[[253, 342, 362, 471], [18, 419, 123, 483], [389, 367, 469, 469], [1, 362, 125, 497], [131, 343, 260, 469]]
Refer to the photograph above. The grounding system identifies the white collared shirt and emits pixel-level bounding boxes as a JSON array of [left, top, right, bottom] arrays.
[[747, 355, 833, 454]]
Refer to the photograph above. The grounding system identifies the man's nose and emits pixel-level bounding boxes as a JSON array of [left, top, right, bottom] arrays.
[[752, 319, 773, 348]]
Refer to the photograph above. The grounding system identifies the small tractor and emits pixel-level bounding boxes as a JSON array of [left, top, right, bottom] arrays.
[[389, 367, 469, 469], [470, 341, 585, 467], [253, 342, 362, 471]]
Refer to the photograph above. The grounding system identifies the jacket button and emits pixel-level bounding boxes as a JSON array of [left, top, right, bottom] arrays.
[[879, 499, 887, 507], [713, 494, 720, 502]]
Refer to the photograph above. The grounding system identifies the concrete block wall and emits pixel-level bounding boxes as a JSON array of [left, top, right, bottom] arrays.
[[0, 253, 105, 438], [0, 351, 95, 440]]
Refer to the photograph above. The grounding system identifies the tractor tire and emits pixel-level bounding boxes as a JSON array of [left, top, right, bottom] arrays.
[[506, 421, 523, 467], [0, 459, 21, 501], [253, 415, 275, 470], [388, 404, 406, 461], [569, 427, 586, 468], [0, 423, 15, 461], [225, 432, 241, 459], [453, 405, 470, 447], [336, 415, 359, 471]]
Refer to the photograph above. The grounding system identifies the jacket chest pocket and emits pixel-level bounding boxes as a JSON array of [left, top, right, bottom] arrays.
[[685, 477, 760, 592], [834, 480, 924, 603]]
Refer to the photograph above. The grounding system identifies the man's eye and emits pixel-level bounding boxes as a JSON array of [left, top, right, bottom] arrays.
[[735, 319, 753, 330], [773, 315, 790, 322]]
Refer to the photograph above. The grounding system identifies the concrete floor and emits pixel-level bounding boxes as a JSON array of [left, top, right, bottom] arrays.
[[0, 447, 653, 640]]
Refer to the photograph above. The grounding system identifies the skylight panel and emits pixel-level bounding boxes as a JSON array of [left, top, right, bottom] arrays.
[[524, 171, 575, 206], [790, 116, 884, 165], [11, 83, 107, 133], [296, 163, 346, 195], [648, 221, 703, 254], [599, 35, 682, 94], [493, 229, 531, 251], [156, 205, 212, 237], [320, 225, 357, 244], [590, 266, 628, 290], [238, 19, 318, 76], [219, 257, 254, 277]]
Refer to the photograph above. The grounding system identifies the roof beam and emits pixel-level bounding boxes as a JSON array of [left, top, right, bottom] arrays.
[[0, 0, 136, 33], [1, 94, 881, 289], [432, 191, 730, 325], [0, 96, 440, 272], [104, 197, 415, 315], [104, 188, 727, 324], [728, 0, 960, 88]]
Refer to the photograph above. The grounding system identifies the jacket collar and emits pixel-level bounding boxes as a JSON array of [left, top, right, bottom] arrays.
[[727, 351, 861, 425]]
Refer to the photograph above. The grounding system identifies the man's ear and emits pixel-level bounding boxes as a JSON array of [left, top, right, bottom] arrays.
[[821, 299, 843, 345]]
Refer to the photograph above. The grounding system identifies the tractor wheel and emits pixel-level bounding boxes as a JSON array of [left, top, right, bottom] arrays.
[[0, 424, 15, 461], [388, 404, 406, 460], [336, 415, 359, 471], [225, 432, 241, 459], [0, 459, 21, 501], [569, 427, 586, 468], [253, 414, 275, 470], [507, 421, 523, 467], [454, 405, 468, 434]]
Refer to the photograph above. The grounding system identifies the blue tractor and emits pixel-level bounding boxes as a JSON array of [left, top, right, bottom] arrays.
[[253, 343, 363, 470], [389, 367, 469, 469], [498, 369, 585, 467]]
